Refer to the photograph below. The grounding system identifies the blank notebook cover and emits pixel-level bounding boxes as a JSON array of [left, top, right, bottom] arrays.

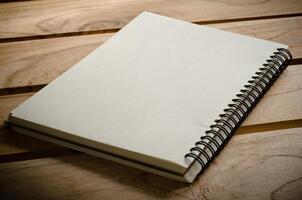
[[8, 12, 291, 182]]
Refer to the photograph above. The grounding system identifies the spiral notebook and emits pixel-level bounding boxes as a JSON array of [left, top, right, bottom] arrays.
[[7, 12, 292, 182]]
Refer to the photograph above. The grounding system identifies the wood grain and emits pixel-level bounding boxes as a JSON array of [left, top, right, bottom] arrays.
[[1, 16, 302, 90], [1, 0, 301, 197], [1, 0, 302, 39], [242, 64, 302, 131], [0, 0, 302, 38], [0, 127, 301, 200], [0, 33, 111, 89]]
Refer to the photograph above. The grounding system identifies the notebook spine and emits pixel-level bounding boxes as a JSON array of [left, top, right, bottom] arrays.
[[185, 48, 292, 171]]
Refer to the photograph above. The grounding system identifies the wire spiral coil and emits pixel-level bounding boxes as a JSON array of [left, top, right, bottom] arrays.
[[185, 48, 292, 171]]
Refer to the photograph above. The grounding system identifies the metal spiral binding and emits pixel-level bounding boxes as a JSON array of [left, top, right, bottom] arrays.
[[185, 48, 292, 172]]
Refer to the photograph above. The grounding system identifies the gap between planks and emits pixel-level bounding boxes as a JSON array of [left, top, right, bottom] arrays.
[[1, 0, 302, 40], [1, 11, 302, 163], [0, 127, 301, 199], [1, 12, 302, 43], [1, 16, 302, 91]]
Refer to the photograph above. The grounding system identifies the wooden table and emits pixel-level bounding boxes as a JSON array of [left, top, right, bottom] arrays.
[[0, 1, 302, 199]]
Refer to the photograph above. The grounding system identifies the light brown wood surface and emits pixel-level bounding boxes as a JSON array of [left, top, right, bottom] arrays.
[[1, 0, 302, 39], [0, 128, 301, 200], [1, 16, 302, 90], [0, 0, 301, 199], [242, 64, 302, 130]]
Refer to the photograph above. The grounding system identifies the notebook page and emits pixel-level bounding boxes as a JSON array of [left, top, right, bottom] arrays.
[[10, 12, 287, 172]]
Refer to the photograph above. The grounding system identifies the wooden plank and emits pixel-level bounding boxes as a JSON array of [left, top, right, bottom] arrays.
[[0, 65, 301, 160], [1, 0, 302, 39], [241, 64, 302, 132], [0, 33, 111, 90], [1, 16, 302, 90], [0, 128, 301, 199]]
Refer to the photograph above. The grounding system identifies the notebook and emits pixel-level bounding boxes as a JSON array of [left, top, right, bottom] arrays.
[[7, 12, 292, 183]]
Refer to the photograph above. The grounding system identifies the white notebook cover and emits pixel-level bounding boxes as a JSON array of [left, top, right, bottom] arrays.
[[9, 12, 287, 179]]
